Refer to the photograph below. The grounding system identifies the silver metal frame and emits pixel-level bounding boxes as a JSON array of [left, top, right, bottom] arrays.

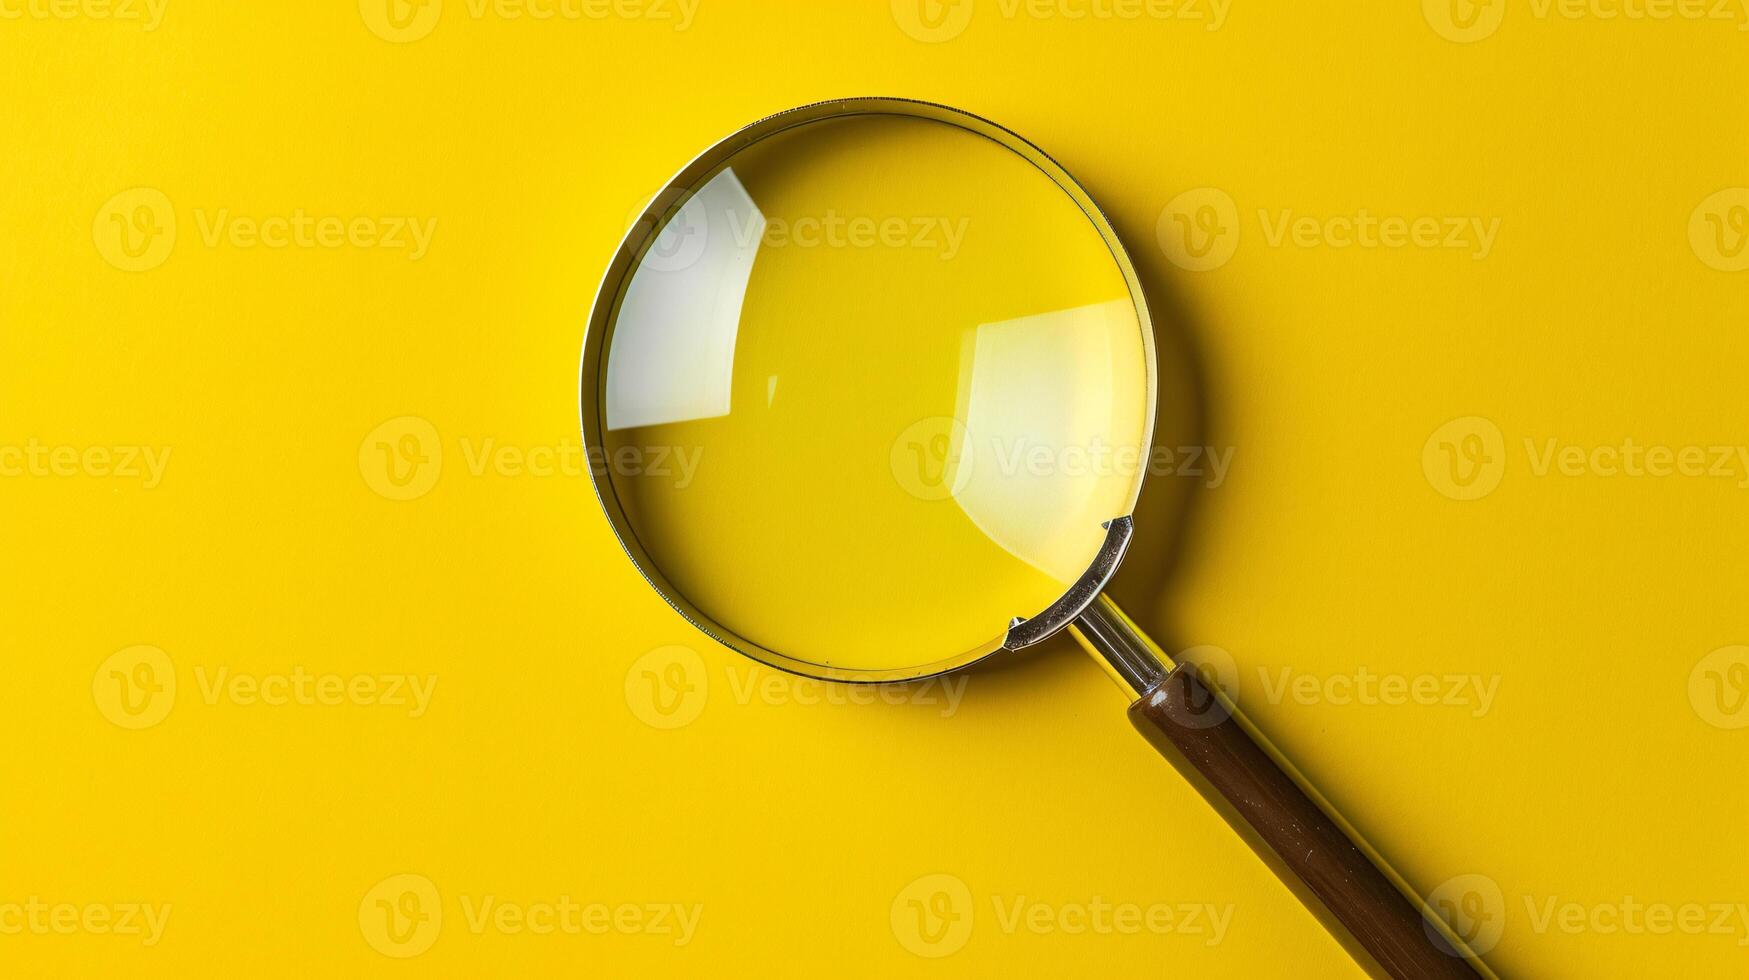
[[579, 97, 1158, 684], [1003, 517, 1133, 650]]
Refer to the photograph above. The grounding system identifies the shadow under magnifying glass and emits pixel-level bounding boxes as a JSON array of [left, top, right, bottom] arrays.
[[969, 199, 1216, 691], [961, 192, 1453, 980]]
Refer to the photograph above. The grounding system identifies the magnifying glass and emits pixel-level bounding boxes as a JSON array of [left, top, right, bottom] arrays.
[[581, 98, 1484, 979]]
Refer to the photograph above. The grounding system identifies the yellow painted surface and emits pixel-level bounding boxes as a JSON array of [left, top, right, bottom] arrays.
[[2, 3, 1746, 977]]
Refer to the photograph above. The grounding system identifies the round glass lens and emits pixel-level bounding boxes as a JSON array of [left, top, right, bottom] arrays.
[[593, 107, 1150, 678]]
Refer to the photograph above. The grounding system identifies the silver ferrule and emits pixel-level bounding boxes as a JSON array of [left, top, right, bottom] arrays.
[[1070, 595, 1170, 698]]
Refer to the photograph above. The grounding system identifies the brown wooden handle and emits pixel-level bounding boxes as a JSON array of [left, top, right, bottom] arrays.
[[1129, 664, 1483, 979]]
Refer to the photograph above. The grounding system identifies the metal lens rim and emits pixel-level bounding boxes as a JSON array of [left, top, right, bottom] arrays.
[[578, 96, 1158, 684]]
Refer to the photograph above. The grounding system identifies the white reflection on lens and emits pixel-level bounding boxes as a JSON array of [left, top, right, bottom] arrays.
[[605, 168, 764, 431], [954, 299, 1142, 583]]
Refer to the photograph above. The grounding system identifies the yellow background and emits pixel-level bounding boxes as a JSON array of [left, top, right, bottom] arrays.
[[3, 1, 1746, 976]]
